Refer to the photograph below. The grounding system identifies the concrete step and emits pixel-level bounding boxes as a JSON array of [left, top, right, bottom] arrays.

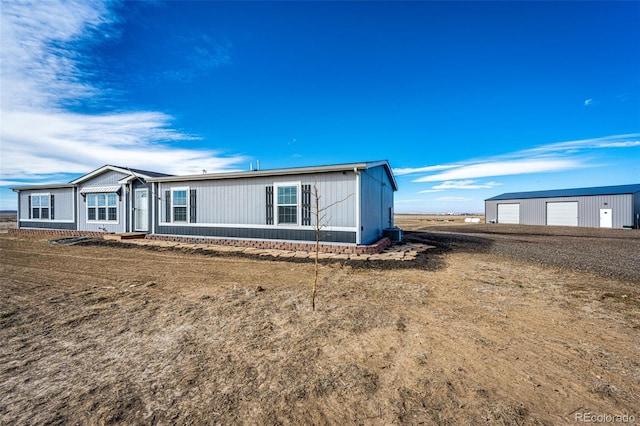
[[103, 232, 147, 240]]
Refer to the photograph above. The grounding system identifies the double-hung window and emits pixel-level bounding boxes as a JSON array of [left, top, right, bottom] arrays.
[[277, 185, 298, 225], [31, 194, 50, 219], [87, 193, 118, 222], [172, 189, 188, 222]]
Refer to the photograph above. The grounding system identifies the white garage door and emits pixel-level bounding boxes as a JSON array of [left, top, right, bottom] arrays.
[[547, 202, 578, 226], [497, 203, 520, 224]]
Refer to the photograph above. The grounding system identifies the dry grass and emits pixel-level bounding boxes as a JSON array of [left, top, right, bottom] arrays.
[[1, 218, 639, 424]]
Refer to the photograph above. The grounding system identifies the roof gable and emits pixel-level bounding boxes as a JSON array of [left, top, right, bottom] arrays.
[[487, 183, 640, 201], [69, 165, 169, 184]]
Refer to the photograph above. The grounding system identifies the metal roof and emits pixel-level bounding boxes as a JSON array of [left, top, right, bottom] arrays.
[[10, 183, 75, 191], [79, 185, 121, 194], [123, 167, 172, 178], [11, 161, 398, 191], [147, 160, 398, 191], [486, 183, 640, 201]]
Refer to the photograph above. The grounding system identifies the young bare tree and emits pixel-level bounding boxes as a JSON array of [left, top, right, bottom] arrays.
[[310, 183, 352, 311]]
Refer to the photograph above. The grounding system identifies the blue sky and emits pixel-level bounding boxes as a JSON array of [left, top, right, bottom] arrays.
[[1, 1, 639, 213]]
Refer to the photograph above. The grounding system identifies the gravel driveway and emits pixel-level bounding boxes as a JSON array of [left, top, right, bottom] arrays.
[[406, 224, 640, 283]]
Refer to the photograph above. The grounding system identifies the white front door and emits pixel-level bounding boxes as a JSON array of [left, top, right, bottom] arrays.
[[600, 208, 612, 228], [134, 189, 148, 232]]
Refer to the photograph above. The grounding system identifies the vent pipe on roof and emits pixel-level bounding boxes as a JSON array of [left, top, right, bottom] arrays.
[[250, 162, 253, 171], [257, 160, 260, 171]]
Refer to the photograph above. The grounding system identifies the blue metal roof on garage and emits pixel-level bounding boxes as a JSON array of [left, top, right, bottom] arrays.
[[486, 183, 640, 201]]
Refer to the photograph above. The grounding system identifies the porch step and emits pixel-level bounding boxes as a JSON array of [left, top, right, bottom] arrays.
[[103, 232, 147, 240]]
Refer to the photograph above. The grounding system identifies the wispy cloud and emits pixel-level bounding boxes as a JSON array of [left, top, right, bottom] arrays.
[[430, 180, 502, 190], [1, 109, 245, 179], [403, 133, 639, 183], [393, 164, 459, 176], [0, 0, 114, 110], [413, 159, 580, 183], [520, 133, 640, 155], [417, 189, 444, 194], [0, 0, 245, 183], [584, 98, 593, 106]]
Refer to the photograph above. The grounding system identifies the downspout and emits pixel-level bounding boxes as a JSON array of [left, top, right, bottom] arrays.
[[380, 179, 384, 235], [73, 187, 77, 230], [13, 189, 20, 228], [152, 182, 157, 234], [355, 168, 361, 245], [129, 183, 133, 232]]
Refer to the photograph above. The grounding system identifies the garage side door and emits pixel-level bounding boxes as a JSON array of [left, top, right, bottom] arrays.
[[497, 203, 520, 224], [546, 201, 578, 226]]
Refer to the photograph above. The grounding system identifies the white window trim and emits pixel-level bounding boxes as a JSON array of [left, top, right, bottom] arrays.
[[86, 192, 119, 224], [274, 182, 301, 227], [30, 193, 51, 221], [171, 187, 190, 223]]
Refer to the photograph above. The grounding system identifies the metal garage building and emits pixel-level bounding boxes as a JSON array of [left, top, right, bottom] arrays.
[[485, 184, 640, 229]]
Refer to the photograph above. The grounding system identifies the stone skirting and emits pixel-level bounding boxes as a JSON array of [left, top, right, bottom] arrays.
[[8, 228, 107, 238], [144, 234, 392, 255], [8, 228, 392, 255]]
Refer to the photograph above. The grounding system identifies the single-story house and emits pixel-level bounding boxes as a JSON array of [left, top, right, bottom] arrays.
[[11, 165, 171, 234], [12, 161, 398, 246], [485, 183, 640, 229]]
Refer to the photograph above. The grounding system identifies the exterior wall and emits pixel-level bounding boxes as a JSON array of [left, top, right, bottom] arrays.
[[359, 165, 394, 244], [77, 170, 128, 233], [574, 194, 632, 228], [80, 171, 127, 186], [155, 171, 359, 243], [17, 187, 76, 229], [485, 194, 634, 228]]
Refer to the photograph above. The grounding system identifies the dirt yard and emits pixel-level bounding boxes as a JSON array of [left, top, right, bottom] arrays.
[[1, 216, 639, 424]]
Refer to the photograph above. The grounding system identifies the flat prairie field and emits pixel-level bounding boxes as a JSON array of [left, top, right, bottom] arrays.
[[1, 217, 639, 424]]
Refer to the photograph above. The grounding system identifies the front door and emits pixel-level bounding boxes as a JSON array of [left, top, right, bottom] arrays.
[[134, 189, 149, 232], [599, 208, 612, 228]]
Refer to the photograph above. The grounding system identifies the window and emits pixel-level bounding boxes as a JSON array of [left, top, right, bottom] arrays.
[[31, 194, 50, 220], [107, 194, 117, 221], [164, 188, 195, 223], [172, 189, 188, 222], [277, 185, 298, 225], [87, 193, 118, 222]]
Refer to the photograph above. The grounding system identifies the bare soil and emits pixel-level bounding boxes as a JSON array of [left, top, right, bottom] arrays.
[[1, 216, 639, 425]]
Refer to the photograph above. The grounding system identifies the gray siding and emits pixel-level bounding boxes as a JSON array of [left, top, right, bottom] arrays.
[[360, 165, 394, 244], [80, 170, 128, 186], [158, 172, 357, 227], [156, 226, 356, 243], [18, 221, 76, 230], [18, 187, 76, 227], [575, 194, 632, 227], [77, 171, 128, 233], [485, 194, 635, 228], [155, 171, 359, 243]]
